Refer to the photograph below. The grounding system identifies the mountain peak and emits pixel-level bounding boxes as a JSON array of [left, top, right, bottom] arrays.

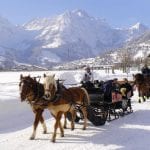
[[72, 9, 90, 17], [130, 22, 148, 30], [61, 9, 90, 19]]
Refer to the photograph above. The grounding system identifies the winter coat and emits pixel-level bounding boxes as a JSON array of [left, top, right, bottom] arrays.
[[141, 67, 150, 76], [82, 71, 93, 82]]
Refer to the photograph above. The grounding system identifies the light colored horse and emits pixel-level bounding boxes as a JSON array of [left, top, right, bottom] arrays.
[[43, 74, 90, 130], [43, 74, 57, 99]]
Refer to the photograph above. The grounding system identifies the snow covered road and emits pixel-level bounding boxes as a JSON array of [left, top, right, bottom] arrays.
[[1, 71, 150, 150]]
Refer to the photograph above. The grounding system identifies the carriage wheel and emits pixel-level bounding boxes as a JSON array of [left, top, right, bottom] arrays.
[[122, 99, 128, 111], [87, 105, 108, 126]]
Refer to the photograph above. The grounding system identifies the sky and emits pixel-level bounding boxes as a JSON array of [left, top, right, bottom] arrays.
[[0, 0, 150, 28]]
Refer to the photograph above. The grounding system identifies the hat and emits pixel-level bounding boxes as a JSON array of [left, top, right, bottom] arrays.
[[85, 66, 90, 70], [144, 64, 148, 67], [113, 78, 118, 81], [123, 78, 128, 82]]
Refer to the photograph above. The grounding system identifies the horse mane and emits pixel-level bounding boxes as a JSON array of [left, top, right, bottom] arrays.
[[34, 82, 44, 98], [134, 73, 144, 82], [22, 76, 44, 98], [44, 75, 57, 91]]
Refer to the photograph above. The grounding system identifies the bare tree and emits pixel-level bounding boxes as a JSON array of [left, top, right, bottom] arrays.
[[118, 48, 133, 73]]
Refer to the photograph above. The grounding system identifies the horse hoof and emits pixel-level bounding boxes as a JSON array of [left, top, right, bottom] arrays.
[[51, 139, 56, 143], [138, 100, 141, 103], [61, 134, 64, 137], [82, 127, 86, 130], [43, 130, 47, 134], [30, 136, 35, 140], [64, 126, 67, 129]]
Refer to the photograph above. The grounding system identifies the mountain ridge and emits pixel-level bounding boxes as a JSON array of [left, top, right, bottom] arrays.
[[0, 9, 149, 70]]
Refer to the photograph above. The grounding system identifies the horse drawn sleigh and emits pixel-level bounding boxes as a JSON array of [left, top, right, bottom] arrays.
[[19, 74, 134, 142], [70, 79, 134, 126]]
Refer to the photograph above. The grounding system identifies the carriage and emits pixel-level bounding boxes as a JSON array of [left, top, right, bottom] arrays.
[[19, 74, 134, 142], [68, 80, 133, 126]]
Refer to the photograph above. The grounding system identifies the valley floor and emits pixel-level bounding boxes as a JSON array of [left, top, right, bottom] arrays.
[[0, 71, 150, 150]]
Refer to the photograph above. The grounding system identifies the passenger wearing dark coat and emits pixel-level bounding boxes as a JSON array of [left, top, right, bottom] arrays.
[[141, 64, 150, 76], [103, 78, 120, 102], [120, 78, 133, 99]]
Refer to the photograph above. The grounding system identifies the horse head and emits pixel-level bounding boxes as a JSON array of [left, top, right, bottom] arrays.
[[43, 74, 57, 99], [19, 74, 35, 102], [133, 73, 144, 85]]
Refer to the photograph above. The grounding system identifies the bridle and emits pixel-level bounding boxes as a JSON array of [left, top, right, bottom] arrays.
[[44, 83, 56, 99], [19, 77, 35, 102]]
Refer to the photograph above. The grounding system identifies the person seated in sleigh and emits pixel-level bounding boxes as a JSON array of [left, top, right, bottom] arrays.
[[120, 78, 133, 99], [81, 66, 94, 88], [141, 64, 150, 77]]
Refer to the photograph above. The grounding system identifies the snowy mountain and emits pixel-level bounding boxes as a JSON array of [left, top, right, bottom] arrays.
[[24, 10, 126, 61], [23, 10, 149, 65], [127, 22, 149, 41], [0, 15, 39, 70], [54, 30, 150, 70], [109, 30, 150, 64], [0, 10, 149, 70]]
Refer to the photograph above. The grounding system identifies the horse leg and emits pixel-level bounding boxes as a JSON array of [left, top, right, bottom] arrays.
[[63, 112, 67, 129], [81, 107, 87, 130], [64, 110, 75, 130], [139, 99, 141, 103], [40, 115, 47, 134], [51, 112, 63, 142], [143, 95, 146, 102], [30, 109, 43, 140], [143, 97, 146, 102], [59, 120, 64, 137], [142, 91, 146, 102], [70, 109, 76, 130], [138, 88, 141, 103], [33, 108, 46, 134], [127, 99, 132, 111]]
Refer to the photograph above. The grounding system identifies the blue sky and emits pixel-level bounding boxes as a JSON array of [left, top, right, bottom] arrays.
[[0, 0, 150, 28]]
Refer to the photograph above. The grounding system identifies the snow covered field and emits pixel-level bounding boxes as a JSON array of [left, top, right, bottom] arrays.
[[1, 70, 150, 150]]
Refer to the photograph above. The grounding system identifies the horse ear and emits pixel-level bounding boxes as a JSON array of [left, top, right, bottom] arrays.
[[28, 74, 30, 77], [20, 74, 23, 80], [43, 73, 46, 78], [53, 74, 55, 78]]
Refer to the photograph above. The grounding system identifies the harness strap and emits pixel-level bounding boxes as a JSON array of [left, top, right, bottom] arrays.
[[45, 89, 50, 92]]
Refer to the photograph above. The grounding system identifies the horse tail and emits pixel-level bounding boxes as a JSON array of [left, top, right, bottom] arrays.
[[81, 87, 90, 106]]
